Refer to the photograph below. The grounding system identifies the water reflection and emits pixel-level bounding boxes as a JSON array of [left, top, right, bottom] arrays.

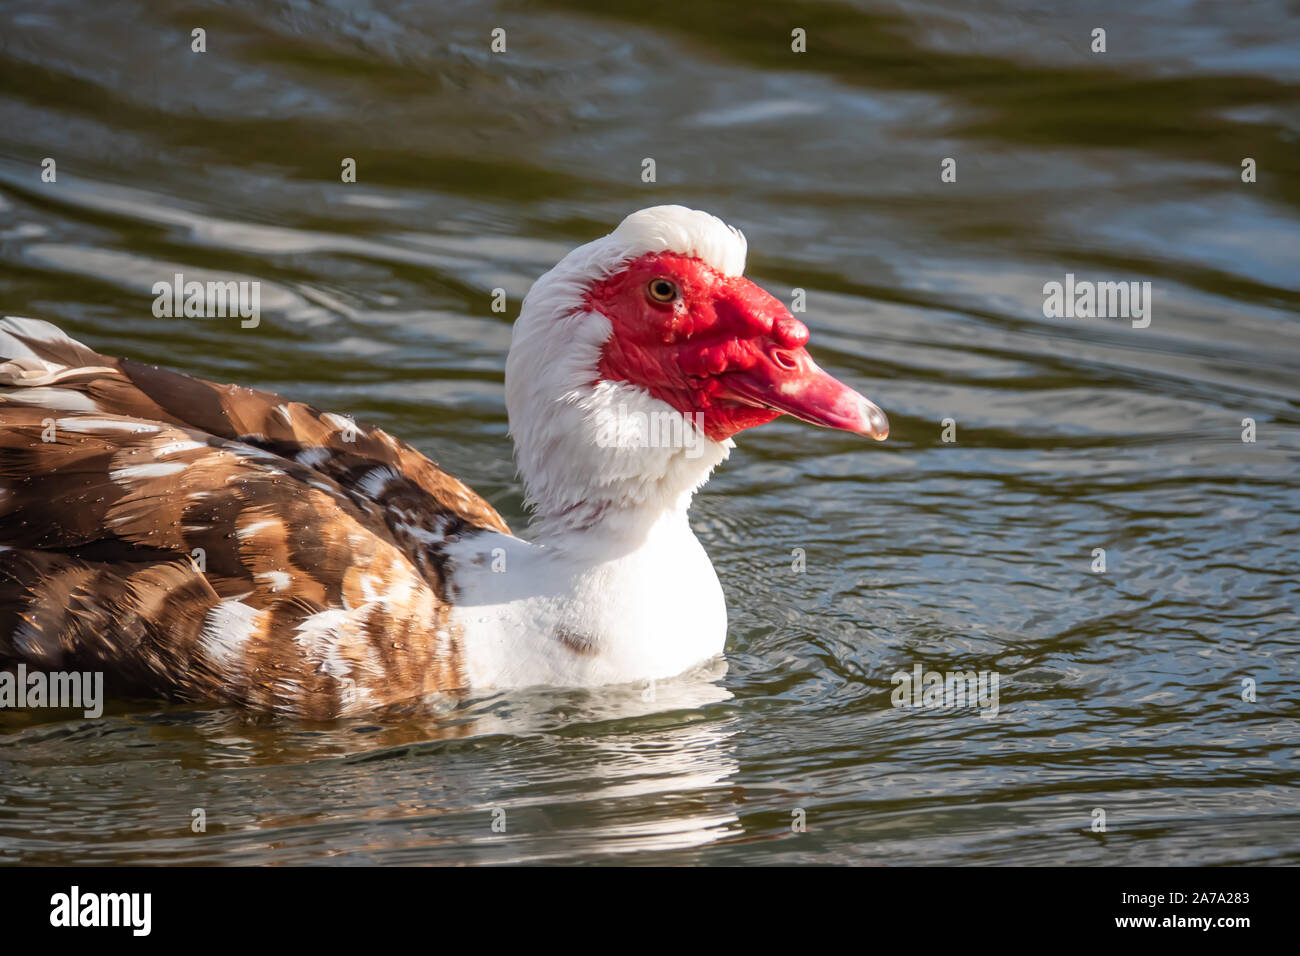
[[1, 665, 740, 863]]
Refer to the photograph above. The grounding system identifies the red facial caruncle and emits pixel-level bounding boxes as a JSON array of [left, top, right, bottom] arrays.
[[586, 252, 889, 443]]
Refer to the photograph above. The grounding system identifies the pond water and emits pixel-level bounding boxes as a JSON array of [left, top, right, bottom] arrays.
[[0, 0, 1297, 864]]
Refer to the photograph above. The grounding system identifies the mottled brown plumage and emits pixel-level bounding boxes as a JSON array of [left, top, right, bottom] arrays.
[[0, 318, 508, 718]]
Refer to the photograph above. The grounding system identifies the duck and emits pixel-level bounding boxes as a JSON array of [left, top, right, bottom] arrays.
[[0, 206, 888, 719]]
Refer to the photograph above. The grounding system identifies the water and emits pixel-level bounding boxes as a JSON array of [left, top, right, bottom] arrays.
[[1, 0, 1297, 865]]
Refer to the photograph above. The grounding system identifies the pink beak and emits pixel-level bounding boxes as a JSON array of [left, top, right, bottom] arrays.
[[718, 345, 890, 441]]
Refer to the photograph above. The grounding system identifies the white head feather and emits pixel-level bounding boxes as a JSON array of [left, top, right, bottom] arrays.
[[505, 206, 748, 540]]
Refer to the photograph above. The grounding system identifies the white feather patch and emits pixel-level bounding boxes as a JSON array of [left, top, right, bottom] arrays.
[[57, 417, 159, 434], [4, 388, 100, 411], [153, 440, 206, 457], [357, 466, 400, 498], [199, 600, 264, 670], [236, 519, 277, 539], [111, 462, 187, 482], [257, 570, 292, 592]]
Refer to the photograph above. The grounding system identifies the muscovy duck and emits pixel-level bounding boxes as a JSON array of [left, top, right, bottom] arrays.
[[0, 206, 887, 718]]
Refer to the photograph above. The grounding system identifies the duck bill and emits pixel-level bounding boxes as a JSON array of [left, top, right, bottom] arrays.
[[718, 349, 889, 440]]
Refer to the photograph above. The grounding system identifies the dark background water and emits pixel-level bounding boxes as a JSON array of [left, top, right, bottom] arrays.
[[0, 0, 1297, 864]]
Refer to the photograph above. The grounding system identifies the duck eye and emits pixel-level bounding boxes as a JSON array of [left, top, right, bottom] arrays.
[[646, 278, 679, 303]]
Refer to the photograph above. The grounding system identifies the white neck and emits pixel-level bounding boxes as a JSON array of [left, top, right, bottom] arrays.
[[447, 383, 732, 688]]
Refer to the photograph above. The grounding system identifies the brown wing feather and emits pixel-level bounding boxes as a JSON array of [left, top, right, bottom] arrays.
[[0, 317, 501, 717], [0, 317, 508, 541]]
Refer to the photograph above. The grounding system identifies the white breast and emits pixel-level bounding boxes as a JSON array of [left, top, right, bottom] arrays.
[[446, 511, 727, 690]]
